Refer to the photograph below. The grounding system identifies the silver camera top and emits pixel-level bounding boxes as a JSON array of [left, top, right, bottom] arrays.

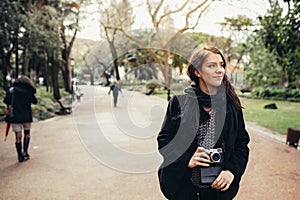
[[206, 148, 223, 163]]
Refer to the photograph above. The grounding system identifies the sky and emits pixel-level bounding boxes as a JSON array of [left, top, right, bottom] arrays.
[[76, 0, 270, 41]]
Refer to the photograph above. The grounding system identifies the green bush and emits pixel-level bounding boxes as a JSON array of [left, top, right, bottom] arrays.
[[146, 80, 163, 90], [287, 97, 300, 102], [0, 90, 7, 119], [260, 88, 272, 97], [251, 87, 261, 97], [290, 89, 300, 98], [250, 87, 300, 101]]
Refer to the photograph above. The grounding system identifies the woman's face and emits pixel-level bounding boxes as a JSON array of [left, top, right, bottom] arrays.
[[195, 52, 225, 94]]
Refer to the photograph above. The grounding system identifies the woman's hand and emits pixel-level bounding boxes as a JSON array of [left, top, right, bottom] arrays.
[[188, 147, 211, 168], [211, 170, 234, 191]]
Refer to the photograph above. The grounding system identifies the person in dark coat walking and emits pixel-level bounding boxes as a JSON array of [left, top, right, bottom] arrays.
[[3, 75, 38, 162], [157, 47, 250, 200], [108, 80, 123, 107]]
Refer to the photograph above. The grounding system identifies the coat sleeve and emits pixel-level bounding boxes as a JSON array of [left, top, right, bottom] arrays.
[[32, 94, 38, 105], [157, 95, 195, 163], [157, 95, 194, 199], [157, 96, 180, 149], [223, 110, 250, 182], [3, 90, 12, 105]]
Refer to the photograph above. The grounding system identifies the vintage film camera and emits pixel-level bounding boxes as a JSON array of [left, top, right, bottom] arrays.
[[206, 148, 223, 164]]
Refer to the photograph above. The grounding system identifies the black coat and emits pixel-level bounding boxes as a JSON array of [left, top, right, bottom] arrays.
[[157, 94, 250, 200], [4, 83, 37, 123]]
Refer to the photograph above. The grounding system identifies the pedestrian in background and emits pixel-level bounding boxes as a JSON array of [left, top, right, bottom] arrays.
[[157, 47, 250, 200], [3, 75, 38, 163], [108, 80, 123, 107]]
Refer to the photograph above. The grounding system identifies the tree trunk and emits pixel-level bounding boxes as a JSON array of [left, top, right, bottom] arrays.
[[15, 38, 19, 78], [44, 58, 49, 92], [61, 21, 77, 93], [61, 49, 72, 92], [1, 54, 9, 91], [22, 47, 29, 75], [109, 41, 120, 80], [51, 59, 61, 100]]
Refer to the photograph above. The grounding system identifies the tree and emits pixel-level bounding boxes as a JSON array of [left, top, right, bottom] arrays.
[[280, 0, 300, 88], [23, 3, 64, 99], [0, 0, 91, 100], [244, 35, 282, 87], [80, 42, 108, 86], [59, 1, 83, 93], [139, 0, 213, 89], [257, 0, 300, 88], [0, 0, 27, 90], [103, 0, 215, 93], [98, 0, 133, 81], [219, 15, 253, 86]]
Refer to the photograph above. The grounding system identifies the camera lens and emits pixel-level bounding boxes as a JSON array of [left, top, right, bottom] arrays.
[[211, 152, 221, 162]]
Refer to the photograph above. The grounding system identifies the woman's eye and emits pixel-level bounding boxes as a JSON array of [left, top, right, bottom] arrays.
[[208, 64, 216, 68]]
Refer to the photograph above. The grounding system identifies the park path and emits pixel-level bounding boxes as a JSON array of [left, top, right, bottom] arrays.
[[0, 85, 299, 200]]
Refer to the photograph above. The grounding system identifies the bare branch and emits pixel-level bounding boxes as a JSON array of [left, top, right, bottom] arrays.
[[146, 0, 164, 28], [189, 3, 211, 30], [179, 0, 210, 32], [146, 0, 152, 15], [157, 0, 190, 26], [146, 0, 155, 26], [103, 25, 123, 32], [153, 0, 164, 20]]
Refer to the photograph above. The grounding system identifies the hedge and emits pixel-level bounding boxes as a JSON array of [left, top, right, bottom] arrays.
[[250, 87, 300, 102]]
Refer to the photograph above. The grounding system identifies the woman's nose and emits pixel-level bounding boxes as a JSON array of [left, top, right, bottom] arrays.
[[216, 65, 224, 73]]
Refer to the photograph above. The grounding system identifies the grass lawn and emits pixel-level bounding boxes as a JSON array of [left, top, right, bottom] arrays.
[[240, 97, 300, 135], [152, 90, 300, 135]]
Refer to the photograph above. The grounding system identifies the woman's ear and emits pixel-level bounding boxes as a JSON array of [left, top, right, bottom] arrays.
[[194, 70, 201, 78]]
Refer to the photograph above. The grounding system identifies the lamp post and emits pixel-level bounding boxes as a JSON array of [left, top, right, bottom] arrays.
[[167, 56, 173, 101], [70, 58, 75, 100], [70, 58, 75, 78]]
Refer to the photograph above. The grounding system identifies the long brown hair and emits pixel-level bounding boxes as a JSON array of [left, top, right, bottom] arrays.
[[187, 47, 242, 110]]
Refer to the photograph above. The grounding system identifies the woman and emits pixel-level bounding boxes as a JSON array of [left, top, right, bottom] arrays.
[[157, 47, 250, 200], [4, 75, 38, 163]]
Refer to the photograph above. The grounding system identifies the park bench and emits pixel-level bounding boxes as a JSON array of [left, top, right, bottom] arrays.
[[55, 100, 72, 115], [240, 88, 251, 94], [146, 88, 154, 96]]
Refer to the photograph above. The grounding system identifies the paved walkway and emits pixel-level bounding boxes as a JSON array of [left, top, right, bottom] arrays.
[[0, 85, 299, 200]]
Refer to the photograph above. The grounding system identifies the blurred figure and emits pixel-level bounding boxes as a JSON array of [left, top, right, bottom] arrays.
[[3, 75, 38, 163], [108, 80, 122, 107]]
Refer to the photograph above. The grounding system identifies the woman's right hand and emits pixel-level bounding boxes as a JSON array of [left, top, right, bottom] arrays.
[[188, 147, 211, 168]]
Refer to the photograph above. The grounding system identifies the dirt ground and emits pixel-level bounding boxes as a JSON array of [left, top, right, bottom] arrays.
[[0, 86, 299, 200]]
